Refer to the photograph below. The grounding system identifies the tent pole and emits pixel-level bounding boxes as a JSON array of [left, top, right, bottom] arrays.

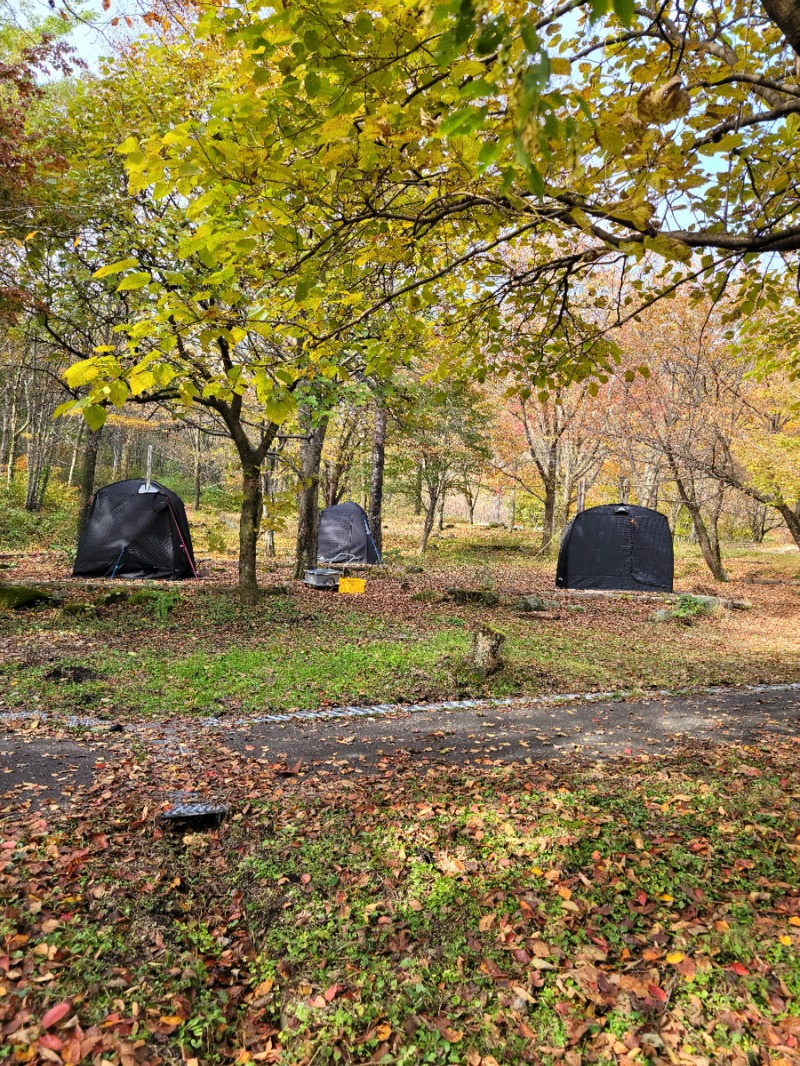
[[145, 445, 153, 491], [576, 478, 586, 514]]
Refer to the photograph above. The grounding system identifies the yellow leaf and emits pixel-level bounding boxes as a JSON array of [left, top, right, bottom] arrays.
[[789, 916, 800, 927], [666, 951, 684, 964], [779, 935, 792, 946], [159, 1015, 182, 1025], [660, 894, 674, 902]]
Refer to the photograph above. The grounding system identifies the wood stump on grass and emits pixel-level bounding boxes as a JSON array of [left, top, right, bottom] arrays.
[[470, 625, 506, 675]]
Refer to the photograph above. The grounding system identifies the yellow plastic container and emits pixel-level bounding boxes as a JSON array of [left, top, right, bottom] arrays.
[[339, 577, 366, 595]]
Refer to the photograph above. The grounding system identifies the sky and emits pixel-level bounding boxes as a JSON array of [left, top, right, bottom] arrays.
[[3, 0, 129, 69]]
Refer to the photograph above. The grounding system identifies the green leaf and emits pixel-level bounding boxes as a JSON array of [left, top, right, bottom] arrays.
[[645, 235, 692, 264], [84, 405, 107, 431], [106, 380, 129, 407], [93, 258, 139, 279], [613, 0, 635, 26], [304, 71, 321, 97], [64, 359, 100, 389], [528, 163, 545, 197], [115, 135, 139, 155], [53, 400, 78, 419], [116, 272, 152, 292]]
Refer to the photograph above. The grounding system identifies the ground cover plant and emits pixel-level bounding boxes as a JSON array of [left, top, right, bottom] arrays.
[[1, 526, 799, 722], [1, 729, 799, 1065]]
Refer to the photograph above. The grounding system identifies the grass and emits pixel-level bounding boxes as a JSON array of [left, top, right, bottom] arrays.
[[1, 740, 799, 1064], [1, 521, 799, 720]]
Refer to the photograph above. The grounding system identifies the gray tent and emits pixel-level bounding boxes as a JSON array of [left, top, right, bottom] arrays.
[[317, 502, 381, 565]]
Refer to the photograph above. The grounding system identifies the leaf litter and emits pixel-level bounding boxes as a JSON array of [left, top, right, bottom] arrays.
[[1, 728, 800, 1065]]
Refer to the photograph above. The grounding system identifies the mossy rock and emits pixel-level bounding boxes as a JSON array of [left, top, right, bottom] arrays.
[[445, 587, 498, 607], [411, 589, 446, 604], [95, 590, 130, 607], [513, 595, 559, 612], [127, 589, 159, 607], [62, 601, 98, 617], [0, 584, 58, 611], [404, 565, 424, 574]]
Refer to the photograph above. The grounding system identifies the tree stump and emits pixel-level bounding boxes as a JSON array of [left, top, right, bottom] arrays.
[[470, 625, 506, 675]]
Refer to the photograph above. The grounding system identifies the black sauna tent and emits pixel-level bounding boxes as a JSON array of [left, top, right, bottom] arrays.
[[556, 503, 673, 592], [317, 501, 381, 565], [73, 479, 197, 580]]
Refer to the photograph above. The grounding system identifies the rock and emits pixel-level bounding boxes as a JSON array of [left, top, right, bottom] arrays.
[[127, 589, 158, 607], [649, 608, 673, 623], [0, 561, 16, 570], [262, 585, 289, 596], [469, 624, 506, 675], [446, 587, 498, 607], [405, 565, 424, 574], [411, 589, 445, 603], [513, 595, 559, 612], [691, 594, 752, 611], [0, 584, 58, 611], [566, 604, 586, 613], [95, 590, 130, 607], [62, 601, 98, 617]]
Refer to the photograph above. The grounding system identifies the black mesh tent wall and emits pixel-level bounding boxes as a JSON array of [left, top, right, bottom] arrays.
[[317, 501, 381, 565], [73, 479, 197, 580], [556, 504, 673, 592]]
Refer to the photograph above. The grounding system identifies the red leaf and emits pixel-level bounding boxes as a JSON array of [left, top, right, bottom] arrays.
[[41, 1001, 72, 1029], [730, 963, 750, 976], [38, 1034, 63, 1051], [647, 984, 667, 1003]]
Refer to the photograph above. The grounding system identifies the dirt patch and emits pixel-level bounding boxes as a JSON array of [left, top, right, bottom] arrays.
[[44, 664, 102, 683]]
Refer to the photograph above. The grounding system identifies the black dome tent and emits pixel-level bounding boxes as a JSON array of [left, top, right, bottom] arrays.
[[73, 479, 198, 580], [317, 501, 381, 566], [556, 503, 673, 592]]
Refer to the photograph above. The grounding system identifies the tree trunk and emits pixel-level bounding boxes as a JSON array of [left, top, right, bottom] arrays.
[[77, 426, 103, 542], [0, 392, 9, 479], [5, 395, 18, 489], [509, 488, 516, 530], [120, 434, 132, 480], [294, 415, 328, 579], [67, 423, 84, 488], [193, 428, 201, 511], [776, 501, 800, 549], [541, 480, 557, 552], [262, 454, 279, 559], [413, 463, 423, 516], [679, 488, 727, 581], [762, 0, 800, 54], [437, 489, 446, 530], [367, 403, 387, 555], [665, 448, 727, 580], [239, 466, 263, 602], [419, 489, 439, 554]]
